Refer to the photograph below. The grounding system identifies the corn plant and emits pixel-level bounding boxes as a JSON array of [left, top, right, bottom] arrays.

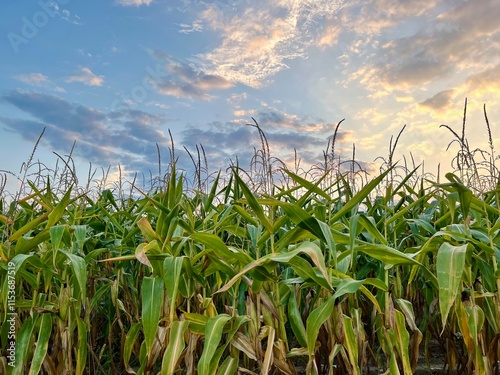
[[1, 107, 500, 374]]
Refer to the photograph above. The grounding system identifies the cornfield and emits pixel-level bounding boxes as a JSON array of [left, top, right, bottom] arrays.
[[1, 102, 500, 374]]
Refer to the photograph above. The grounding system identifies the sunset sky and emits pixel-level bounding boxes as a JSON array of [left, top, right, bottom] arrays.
[[1, 0, 499, 192]]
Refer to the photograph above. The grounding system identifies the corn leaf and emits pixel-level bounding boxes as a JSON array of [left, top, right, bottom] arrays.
[[28, 314, 52, 375], [161, 320, 189, 375], [437, 242, 468, 328], [142, 277, 164, 357], [306, 296, 335, 357], [198, 314, 232, 375]]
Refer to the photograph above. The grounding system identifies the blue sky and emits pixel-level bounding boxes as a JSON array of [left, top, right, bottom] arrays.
[[1, 0, 499, 192]]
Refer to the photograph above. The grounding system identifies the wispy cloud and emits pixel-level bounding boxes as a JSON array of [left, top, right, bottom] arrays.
[[15, 73, 49, 86], [346, 0, 500, 93], [15, 73, 66, 92], [0, 91, 170, 173], [117, 0, 153, 6], [178, 20, 203, 34], [198, 0, 346, 87], [66, 67, 104, 87], [464, 63, 500, 95], [149, 52, 233, 100]]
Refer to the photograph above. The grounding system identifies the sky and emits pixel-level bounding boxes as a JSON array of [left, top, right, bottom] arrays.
[[1, 0, 500, 193]]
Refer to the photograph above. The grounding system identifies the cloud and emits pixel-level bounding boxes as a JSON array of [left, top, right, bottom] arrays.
[[256, 110, 332, 133], [227, 92, 248, 109], [15, 73, 49, 86], [117, 0, 153, 6], [317, 22, 342, 48], [198, 0, 346, 87], [178, 106, 363, 173], [179, 20, 203, 34], [465, 63, 500, 95], [347, 0, 500, 92], [14, 73, 66, 92], [66, 67, 104, 87], [149, 53, 233, 100], [0, 91, 170, 173], [419, 89, 456, 112], [342, 0, 439, 37]]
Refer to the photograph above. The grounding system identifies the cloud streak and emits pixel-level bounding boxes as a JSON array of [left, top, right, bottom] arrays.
[[149, 52, 233, 100], [15, 73, 49, 86], [117, 0, 153, 6], [0, 91, 170, 173], [198, 0, 346, 87], [66, 67, 104, 87]]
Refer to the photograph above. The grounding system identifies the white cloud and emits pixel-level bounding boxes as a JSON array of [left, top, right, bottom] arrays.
[[346, 0, 500, 93], [179, 20, 203, 34], [66, 67, 104, 87], [317, 22, 342, 48], [198, 0, 346, 88], [15, 73, 66, 93], [117, 0, 152, 6], [15, 73, 49, 86]]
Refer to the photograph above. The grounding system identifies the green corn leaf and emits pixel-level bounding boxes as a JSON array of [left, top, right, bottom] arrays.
[[12, 316, 35, 375], [89, 283, 111, 312], [164, 257, 184, 321], [288, 256, 332, 290], [437, 242, 468, 328], [281, 169, 331, 202], [343, 315, 360, 375], [206, 316, 249, 375], [190, 232, 253, 264], [50, 225, 66, 267], [74, 225, 87, 252], [198, 314, 232, 375], [14, 228, 51, 255], [9, 212, 49, 242], [232, 171, 274, 234], [356, 244, 416, 265], [287, 288, 307, 348], [356, 244, 438, 287], [231, 205, 258, 227], [318, 220, 337, 268], [389, 351, 401, 375], [306, 296, 335, 356], [216, 357, 238, 375], [332, 278, 364, 301], [46, 186, 72, 228], [203, 171, 221, 214], [161, 320, 189, 375], [275, 201, 326, 242], [28, 314, 52, 375], [330, 168, 391, 223], [75, 316, 88, 375], [466, 305, 484, 347], [60, 250, 87, 301], [394, 310, 412, 375], [357, 215, 388, 245], [142, 277, 164, 357], [217, 241, 332, 294], [124, 322, 142, 373], [442, 173, 473, 220]]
